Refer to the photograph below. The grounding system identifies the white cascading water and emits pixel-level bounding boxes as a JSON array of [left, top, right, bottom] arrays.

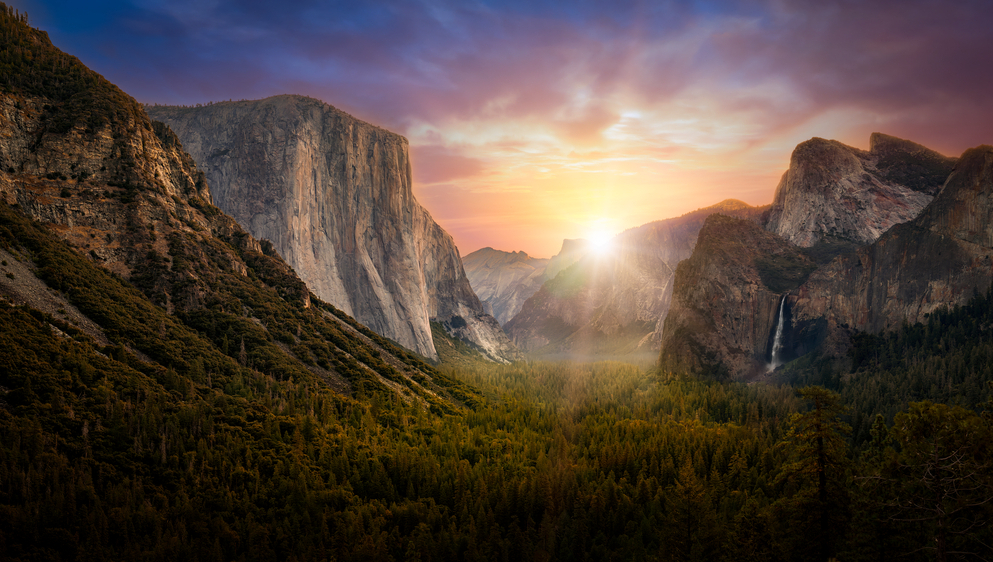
[[768, 295, 787, 371]]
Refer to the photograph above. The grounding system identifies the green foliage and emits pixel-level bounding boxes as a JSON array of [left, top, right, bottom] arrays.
[[0, 199, 817, 559], [774, 387, 851, 561], [776, 286, 993, 451], [753, 253, 817, 293], [800, 235, 861, 265], [0, 199, 483, 560], [0, 4, 145, 134], [3, 227, 993, 562], [851, 402, 993, 561]]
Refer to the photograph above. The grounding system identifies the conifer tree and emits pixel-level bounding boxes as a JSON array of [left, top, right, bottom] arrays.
[[775, 386, 851, 562]]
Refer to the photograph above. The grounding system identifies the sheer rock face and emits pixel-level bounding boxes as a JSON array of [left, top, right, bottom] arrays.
[[790, 145, 993, 348], [148, 96, 517, 363], [660, 145, 993, 379], [659, 214, 815, 380], [766, 133, 956, 248], [504, 200, 767, 356], [462, 248, 549, 325]]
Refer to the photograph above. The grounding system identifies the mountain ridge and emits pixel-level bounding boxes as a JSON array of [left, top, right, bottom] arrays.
[[461, 246, 549, 325], [789, 144, 993, 352], [504, 199, 767, 355], [0, 6, 478, 410]]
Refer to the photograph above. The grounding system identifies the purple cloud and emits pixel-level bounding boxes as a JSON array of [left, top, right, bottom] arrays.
[[14, 0, 993, 254]]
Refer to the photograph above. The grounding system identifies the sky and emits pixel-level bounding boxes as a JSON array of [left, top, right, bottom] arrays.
[[12, 0, 993, 257]]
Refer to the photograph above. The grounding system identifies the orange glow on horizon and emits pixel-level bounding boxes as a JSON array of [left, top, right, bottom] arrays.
[[42, 0, 989, 260], [412, 135, 787, 258], [404, 50, 969, 259]]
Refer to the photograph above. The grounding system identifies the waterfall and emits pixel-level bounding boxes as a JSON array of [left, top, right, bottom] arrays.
[[768, 295, 787, 371]]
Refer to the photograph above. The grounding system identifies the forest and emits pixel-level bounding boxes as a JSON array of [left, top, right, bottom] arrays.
[[0, 3, 992, 560], [2, 201, 992, 560]]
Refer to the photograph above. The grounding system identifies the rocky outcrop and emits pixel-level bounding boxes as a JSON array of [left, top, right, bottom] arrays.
[[661, 144, 993, 379], [0, 93, 218, 282], [505, 200, 766, 356], [766, 133, 956, 248], [147, 96, 517, 363], [0, 12, 476, 406], [659, 214, 815, 379], [789, 145, 993, 352], [462, 247, 549, 325]]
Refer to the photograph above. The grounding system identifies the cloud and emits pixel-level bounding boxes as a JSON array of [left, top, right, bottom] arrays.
[[22, 0, 993, 255], [411, 145, 487, 184]]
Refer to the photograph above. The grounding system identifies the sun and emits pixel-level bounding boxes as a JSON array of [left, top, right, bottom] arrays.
[[587, 230, 615, 255]]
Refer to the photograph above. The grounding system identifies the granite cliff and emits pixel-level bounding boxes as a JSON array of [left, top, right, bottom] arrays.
[[766, 133, 956, 249], [504, 200, 766, 356], [660, 138, 988, 379], [659, 214, 815, 379], [462, 240, 595, 328], [147, 97, 517, 363], [543, 239, 592, 280], [789, 145, 993, 352], [0, 11, 477, 408], [462, 247, 549, 325]]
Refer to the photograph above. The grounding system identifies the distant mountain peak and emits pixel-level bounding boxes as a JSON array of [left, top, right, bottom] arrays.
[[505, 201, 767, 357], [463, 247, 550, 325]]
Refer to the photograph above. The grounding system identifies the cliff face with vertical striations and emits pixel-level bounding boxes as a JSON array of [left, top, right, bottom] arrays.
[[504, 200, 767, 356], [789, 145, 993, 351], [659, 139, 991, 379], [147, 96, 517, 363], [0, 5, 485, 440], [658, 214, 815, 379], [766, 133, 956, 248]]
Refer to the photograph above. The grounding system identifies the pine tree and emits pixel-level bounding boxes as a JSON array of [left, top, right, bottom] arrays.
[[775, 386, 851, 562]]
